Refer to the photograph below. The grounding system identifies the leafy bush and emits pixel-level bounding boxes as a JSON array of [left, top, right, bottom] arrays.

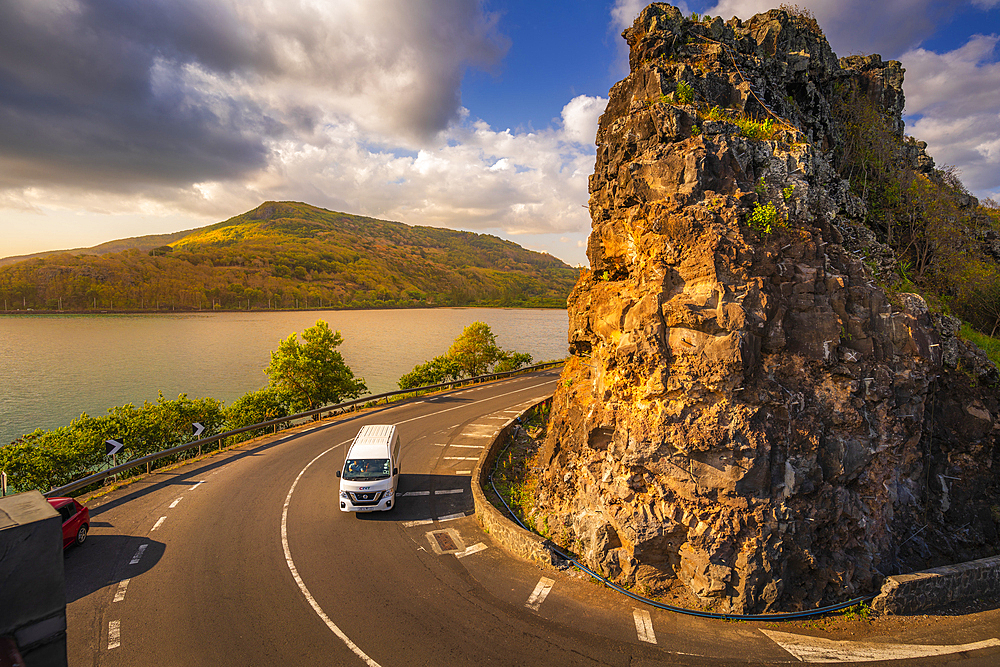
[[748, 202, 785, 234], [223, 388, 290, 444], [397, 321, 533, 389], [675, 80, 695, 105]]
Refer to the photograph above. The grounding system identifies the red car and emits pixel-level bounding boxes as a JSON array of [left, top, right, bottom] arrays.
[[47, 498, 90, 549]]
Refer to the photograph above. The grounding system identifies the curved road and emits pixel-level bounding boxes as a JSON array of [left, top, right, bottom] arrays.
[[62, 369, 1000, 666]]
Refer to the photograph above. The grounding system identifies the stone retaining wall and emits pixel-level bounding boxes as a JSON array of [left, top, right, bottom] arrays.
[[472, 398, 556, 568], [871, 555, 1000, 614]]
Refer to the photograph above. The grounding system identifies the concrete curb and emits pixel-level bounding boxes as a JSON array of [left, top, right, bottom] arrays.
[[872, 554, 1000, 615], [472, 397, 557, 568]]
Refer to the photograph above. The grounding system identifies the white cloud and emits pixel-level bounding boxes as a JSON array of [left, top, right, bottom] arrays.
[[902, 33, 1000, 197], [560, 95, 608, 145], [706, 1, 964, 57]]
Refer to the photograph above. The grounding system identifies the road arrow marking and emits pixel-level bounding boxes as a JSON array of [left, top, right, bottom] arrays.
[[105, 438, 124, 457], [192, 422, 205, 437], [761, 630, 1000, 663]]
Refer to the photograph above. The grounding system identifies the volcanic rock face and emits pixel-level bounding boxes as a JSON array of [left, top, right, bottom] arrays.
[[536, 4, 999, 613]]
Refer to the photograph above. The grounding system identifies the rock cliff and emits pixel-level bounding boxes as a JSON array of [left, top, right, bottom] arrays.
[[536, 4, 1000, 613]]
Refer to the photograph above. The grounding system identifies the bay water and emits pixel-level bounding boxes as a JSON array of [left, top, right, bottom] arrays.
[[0, 308, 568, 446]]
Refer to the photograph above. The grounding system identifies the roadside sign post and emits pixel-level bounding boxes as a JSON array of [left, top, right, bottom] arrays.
[[106, 438, 124, 482], [1, 471, 6, 496], [193, 422, 205, 456]]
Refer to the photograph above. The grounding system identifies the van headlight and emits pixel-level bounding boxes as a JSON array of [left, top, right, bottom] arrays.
[[340, 491, 349, 499], [383, 489, 393, 498]]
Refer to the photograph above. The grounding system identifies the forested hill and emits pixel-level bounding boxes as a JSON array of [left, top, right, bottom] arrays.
[[0, 202, 580, 311]]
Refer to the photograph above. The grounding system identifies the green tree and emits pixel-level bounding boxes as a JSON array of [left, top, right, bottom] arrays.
[[398, 356, 463, 390], [448, 321, 507, 377], [398, 321, 533, 389], [264, 320, 367, 413]]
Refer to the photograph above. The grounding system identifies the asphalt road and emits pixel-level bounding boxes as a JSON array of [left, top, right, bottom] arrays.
[[62, 369, 1000, 666]]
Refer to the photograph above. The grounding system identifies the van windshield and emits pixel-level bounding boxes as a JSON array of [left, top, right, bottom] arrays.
[[343, 458, 390, 481]]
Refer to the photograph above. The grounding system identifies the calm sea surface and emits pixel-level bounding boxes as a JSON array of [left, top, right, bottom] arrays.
[[0, 308, 568, 446]]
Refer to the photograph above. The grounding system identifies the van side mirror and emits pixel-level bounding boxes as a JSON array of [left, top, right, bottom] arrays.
[[336, 470, 341, 478], [393, 468, 398, 476]]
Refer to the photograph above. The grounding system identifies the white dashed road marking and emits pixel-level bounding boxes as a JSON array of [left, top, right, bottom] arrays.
[[761, 630, 1000, 663], [398, 491, 430, 497], [446, 444, 484, 449], [455, 470, 471, 475], [456, 543, 487, 559], [151, 516, 166, 531], [525, 577, 555, 611], [403, 519, 434, 527], [112, 579, 130, 603], [633, 609, 656, 644], [438, 512, 465, 522], [108, 620, 120, 649], [169, 497, 182, 508], [436, 489, 464, 495], [443, 456, 479, 461], [189, 481, 205, 490], [129, 544, 148, 565]]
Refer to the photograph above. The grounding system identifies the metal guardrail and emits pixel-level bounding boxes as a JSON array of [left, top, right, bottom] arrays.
[[43, 361, 564, 498]]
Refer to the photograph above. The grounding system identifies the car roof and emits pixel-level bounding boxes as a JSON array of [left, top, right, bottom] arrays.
[[347, 425, 395, 459]]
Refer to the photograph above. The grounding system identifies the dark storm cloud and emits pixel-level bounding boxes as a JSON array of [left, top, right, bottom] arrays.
[[0, 0, 508, 193]]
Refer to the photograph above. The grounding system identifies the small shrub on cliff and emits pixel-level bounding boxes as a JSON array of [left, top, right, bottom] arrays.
[[748, 202, 786, 235], [675, 80, 695, 105]]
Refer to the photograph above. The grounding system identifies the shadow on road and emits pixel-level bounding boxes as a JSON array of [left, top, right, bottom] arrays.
[[63, 534, 165, 604], [353, 473, 473, 524]]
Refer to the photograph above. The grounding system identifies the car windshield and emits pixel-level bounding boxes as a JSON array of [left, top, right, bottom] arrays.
[[342, 458, 390, 481]]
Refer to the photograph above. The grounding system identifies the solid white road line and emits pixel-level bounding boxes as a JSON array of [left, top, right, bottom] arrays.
[[108, 620, 120, 649], [633, 609, 657, 644], [456, 543, 487, 559], [112, 579, 130, 603], [189, 481, 205, 491], [129, 544, 148, 565], [151, 516, 166, 531], [438, 512, 465, 522], [392, 380, 556, 427], [761, 630, 1000, 663], [435, 489, 464, 495], [282, 440, 382, 667], [169, 497, 182, 508], [525, 577, 555, 611]]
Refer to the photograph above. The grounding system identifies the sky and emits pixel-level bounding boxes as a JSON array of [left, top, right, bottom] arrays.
[[0, 1, 997, 267]]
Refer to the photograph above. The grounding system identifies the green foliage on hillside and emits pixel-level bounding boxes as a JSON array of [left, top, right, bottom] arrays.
[[0, 202, 579, 311], [398, 321, 532, 389], [832, 83, 1000, 338]]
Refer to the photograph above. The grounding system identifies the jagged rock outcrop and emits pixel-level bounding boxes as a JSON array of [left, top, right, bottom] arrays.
[[536, 4, 999, 613]]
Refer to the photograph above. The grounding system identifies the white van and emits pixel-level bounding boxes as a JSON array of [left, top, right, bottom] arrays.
[[337, 424, 401, 512]]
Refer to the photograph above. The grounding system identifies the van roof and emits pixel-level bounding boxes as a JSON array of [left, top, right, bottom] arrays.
[[348, 424, 396, 458]]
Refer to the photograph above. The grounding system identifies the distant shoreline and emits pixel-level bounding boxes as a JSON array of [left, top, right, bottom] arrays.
[[0, 304, 568, 316]]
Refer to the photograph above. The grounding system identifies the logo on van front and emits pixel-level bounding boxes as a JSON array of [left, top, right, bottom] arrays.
[[359, 486, 370, 490]]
